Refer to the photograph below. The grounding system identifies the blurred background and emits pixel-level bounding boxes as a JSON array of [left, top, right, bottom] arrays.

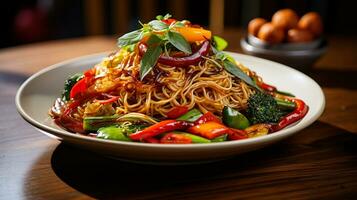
[[1, 0, 357, 48]]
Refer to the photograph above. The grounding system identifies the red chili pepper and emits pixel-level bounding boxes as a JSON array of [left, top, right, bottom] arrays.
[[187, 121, 230, 139], [270, 98, 309, 132], [160, 133, 192, 144], [194, 111, 222, 125], [95, 94, 119, 104], [70, 68, 96, 99], [129, 120, 192, 140], [58, 93, 99, 133], [166, 106, 189, 119], [138, 40, 210, 67], [259, 82, 276, 92], [227, 129, 248, 140], [253, 77, 277, 92], [162, 18, 177, 25]]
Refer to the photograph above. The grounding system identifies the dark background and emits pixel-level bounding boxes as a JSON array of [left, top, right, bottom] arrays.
[[1, 0, 356, 48]]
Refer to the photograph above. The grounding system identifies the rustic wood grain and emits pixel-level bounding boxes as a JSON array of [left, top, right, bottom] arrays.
[[1, 32, 357, 199], [0, 36, 115, 75]]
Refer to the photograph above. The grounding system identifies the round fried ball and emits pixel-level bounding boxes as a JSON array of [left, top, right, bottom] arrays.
[[287, 29, 314, 43], [272, 9, 299, 30], [258, 22, 285, 44], [248, 18, 267, 37], [298, 12, 323, 37]]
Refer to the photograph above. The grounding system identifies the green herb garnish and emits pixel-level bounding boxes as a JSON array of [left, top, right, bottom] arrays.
[[117, 30, 144, 47], [167, 31, 192, 54], [140, 36, 163, 81], [211, 45, 261, 91], [118, 13, 192, 80], [223, 60, 261, 91]]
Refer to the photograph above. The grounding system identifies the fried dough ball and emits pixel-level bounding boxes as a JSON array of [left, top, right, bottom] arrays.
[[248, 18, 267, 37], [298, 12, 323, 37], [258, 23, 285, 44], [272, 9, 299, 30], [287, 28, 314, 43]]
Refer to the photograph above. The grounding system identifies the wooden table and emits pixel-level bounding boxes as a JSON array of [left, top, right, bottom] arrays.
[[1, 32, 357, 199]]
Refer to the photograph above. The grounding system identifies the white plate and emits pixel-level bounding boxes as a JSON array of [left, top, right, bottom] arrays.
[[16, 52, 325, 164]]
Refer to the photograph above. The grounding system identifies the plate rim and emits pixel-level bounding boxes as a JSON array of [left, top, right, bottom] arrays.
[[15, 51, 325, 149]]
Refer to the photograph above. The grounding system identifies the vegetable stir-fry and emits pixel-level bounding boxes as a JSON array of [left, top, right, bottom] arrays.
[[50, 14, 309, 144]]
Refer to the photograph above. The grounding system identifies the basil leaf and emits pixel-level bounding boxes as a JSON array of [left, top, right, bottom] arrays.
[[223, 60, 261, 91], [214, 50, 227, 61], [147, 34, 162, 45], [213, 35, 228, 51], [167, 31, 192, 54], [148, 20, 168, 30], [225, 53, 235, 63], [117, 30, 143, 47], [140, 44, 162, 80]]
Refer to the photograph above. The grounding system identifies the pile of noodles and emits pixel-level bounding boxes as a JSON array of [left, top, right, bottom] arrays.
[[72, 49, 256, 120]]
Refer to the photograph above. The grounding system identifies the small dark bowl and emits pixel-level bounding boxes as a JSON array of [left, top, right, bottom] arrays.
[[241, 36, 327, 71]]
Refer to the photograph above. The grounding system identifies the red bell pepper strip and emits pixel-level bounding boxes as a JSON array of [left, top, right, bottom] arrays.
[[129, 120, 192, 140], [84, 68, 96, 77], [138, 40, 210, 67], [227, 129, 248, 140], [270, 98, 309, 132], [194, 111, 222, 125], [187, 121, 230, 139], [70, 78, 87, 99], [70, 68, 96, 99], [166, 106, 189, 119], [160, 133, 192, 144]]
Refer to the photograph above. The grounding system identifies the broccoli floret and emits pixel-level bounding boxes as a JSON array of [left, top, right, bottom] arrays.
[[247, 92, 282, 124]]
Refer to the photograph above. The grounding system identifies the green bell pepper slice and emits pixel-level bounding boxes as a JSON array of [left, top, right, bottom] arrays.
[[222, 106, 250, 130]]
